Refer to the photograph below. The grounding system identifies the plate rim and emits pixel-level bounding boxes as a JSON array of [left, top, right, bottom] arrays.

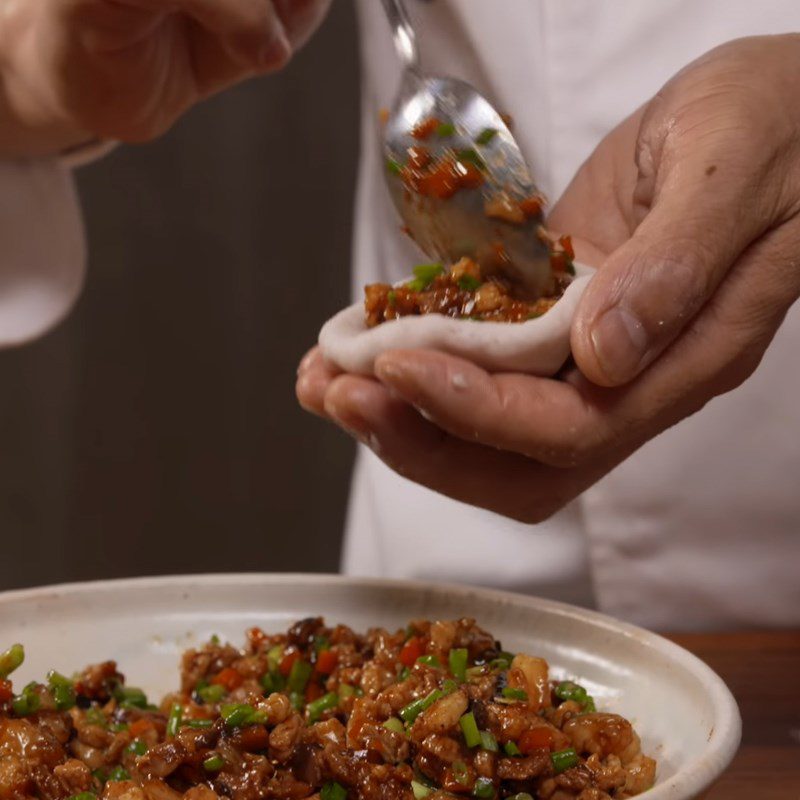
[[0, 572, 741, 799]]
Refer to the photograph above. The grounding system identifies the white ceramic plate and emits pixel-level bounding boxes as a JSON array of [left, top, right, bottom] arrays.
[[319, 264, 594, 376], [0, 573, 739, 799]]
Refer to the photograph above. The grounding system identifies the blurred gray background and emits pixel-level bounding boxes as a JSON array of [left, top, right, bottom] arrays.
[[0, 3, 359, 590]]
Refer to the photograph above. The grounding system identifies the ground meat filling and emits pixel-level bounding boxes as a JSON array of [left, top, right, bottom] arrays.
[[0, 620, 655, 800], [364, 256, 574, 328]]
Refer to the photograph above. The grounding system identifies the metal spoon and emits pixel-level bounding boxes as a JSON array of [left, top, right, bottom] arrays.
[[380, 0, 553, 298]]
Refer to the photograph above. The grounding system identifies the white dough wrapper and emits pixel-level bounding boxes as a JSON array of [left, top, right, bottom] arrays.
[[319, 263, 595, 376]]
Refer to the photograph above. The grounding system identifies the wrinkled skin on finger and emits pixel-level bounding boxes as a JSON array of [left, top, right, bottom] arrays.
[[0, 0, 332, 149], [297, 35, 800, 524]]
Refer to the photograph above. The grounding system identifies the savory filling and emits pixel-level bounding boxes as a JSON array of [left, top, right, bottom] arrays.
[[0, 618, 655, 800], [378, 114, 578, 328], [364, 241, 575, 328]]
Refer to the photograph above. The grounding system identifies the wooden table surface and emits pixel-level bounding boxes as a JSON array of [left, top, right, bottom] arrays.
[[667, 631, 800, 800]]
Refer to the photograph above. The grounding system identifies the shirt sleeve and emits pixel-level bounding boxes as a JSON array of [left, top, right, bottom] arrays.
[[0, 158, 86, 348]]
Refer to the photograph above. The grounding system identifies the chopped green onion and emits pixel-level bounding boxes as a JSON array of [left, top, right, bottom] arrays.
[[289, 691, 305, 711], [338, 684, 356, 700], [406, 262, 445, 292], [472, 777, 495, 798], [554, 681, 586, 702], [506, 794, 534, 800], [91, 769, 106, 784], [307, 691, 339, 723], [12, 683, 41, 717], [441, 679, 459, 695], [166, 703, 182, 737], [48, 672, 76, 711], [436, 122, 456, 138], [489, 653, 514, 670], [183, 718, 214, 729], [287, 660, 313, 694], [382, 716, 405, 735], [459, 711, 481, 748], [457, 275, 482, 292], [413, 263, 445, 281], [386, 158, 403, 176], [321, 781, 348, 800], [551, 748, 580, 774], [457, 149, 485, 170], [0, 644, 24, 679], [387, 290, 397, 308], [203, 754, 225, 773], [221, 703, 265, 728], [397, 666, 410, 682], [526, 311, 544, 320], [47, 670, 71, 687], [554, 681, 595, 713], [452, 760, 469, 786], [411, 781, 432, 800], [210, 634, 221, 645], [566, 259, 576, 276], [416, 654, 441, 668], [110, 723, 129, 733], [399, 689, 444, 724], [267, 645, 284, 670], [67, 794, 97, 800], [465, 666, 486, 680], [107, 766, 130, 782], [260, 671, 286, 695], [448, 648, 468, 682], [198, 684, 226, 704], [479, 730, 499, 752], [115, 686, 149, 710], [475, 128, 499, 146], [53, 683, 76, 711], [128, 740, 148, 756], [501, 687, 528, 702], [503, 741, 521, 757], [498, 651, 515, 663]]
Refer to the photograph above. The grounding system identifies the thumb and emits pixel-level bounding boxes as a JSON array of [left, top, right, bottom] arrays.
[[571, 101, 795, 387]]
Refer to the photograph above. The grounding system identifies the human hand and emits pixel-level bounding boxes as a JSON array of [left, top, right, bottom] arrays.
[[0, 0, 330, 154], [297, 35, 800, 522]]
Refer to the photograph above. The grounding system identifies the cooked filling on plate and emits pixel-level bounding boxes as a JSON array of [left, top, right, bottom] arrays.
[[364, 243, 575, 328], [0, 618, 655, 800]]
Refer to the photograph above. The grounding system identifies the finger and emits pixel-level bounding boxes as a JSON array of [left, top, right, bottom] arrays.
[[572, 81, 800, 387], [322, 374, 599, 523], [296, 347, 340, 418], [618, 214, 800, 424], [272, 0, 332, 50], [373, 349, 615, 467], [115, 0, 291, 69]]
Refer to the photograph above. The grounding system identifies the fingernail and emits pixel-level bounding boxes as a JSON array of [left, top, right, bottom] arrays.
[[590, 307, 649, 384], [297, 350, 316, 376]]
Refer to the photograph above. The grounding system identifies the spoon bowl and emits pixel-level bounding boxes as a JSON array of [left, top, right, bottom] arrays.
[[380, 0, 553, 297]]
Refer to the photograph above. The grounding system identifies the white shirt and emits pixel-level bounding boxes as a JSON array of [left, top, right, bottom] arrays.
[[343, 0, 800, 630], [2, 0, 799, 629]]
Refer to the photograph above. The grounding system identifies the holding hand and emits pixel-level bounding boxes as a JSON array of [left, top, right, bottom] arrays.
[[0, 0, 331, 154], [298, 35, 800, 522]]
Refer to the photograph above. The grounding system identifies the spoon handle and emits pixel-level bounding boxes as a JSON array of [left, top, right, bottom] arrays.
[[380, 0, 420, 71]]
